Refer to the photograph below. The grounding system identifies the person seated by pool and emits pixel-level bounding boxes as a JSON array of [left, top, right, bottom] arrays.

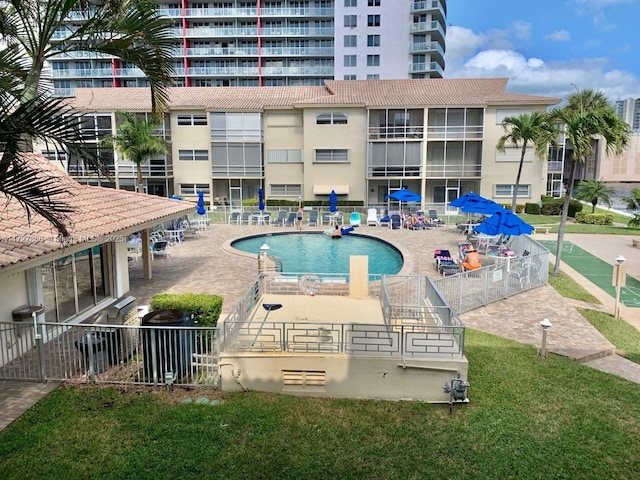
[[331, 225, 342, 239], [461, 245, 481, 272]]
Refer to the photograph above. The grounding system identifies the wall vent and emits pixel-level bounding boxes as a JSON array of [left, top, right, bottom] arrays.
[[282, 370, 326, 390]]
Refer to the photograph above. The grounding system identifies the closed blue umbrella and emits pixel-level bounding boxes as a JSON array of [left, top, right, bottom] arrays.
[[474, 210, 534, 236], [196, 191, 206, 215], [329, 190, 338, 212], [258, 188, 265, 211]]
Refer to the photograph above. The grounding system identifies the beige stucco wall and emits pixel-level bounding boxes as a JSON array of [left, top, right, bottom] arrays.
[[302, 108, 367, 202], [0, 270, 30, 322], [219, 354, 468, 403], [263, 110, 305, 199], [171, 110, 213, 202], [481, 107, 549, 204]]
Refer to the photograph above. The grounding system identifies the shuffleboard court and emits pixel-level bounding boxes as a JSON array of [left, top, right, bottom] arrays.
[[540, 240, 640, 308]]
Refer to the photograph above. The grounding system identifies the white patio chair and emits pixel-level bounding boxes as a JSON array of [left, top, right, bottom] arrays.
[[366, 208, 379, 226]]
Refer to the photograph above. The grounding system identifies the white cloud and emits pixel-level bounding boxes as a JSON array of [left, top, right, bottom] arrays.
[[546, 30, 571, 42]]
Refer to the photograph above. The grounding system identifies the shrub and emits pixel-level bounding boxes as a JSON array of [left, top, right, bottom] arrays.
[[524, 203, 541, 215], [150, 293, 222, 327], [540, 197, 583, 218], [568, 199, 583, 218], [575, 212, 613, 225]]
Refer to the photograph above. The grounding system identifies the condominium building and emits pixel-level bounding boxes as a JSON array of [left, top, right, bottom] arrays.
[[55, 78, 561, 211], [615, 97, 640, 132], [51, 0, 447, 97]]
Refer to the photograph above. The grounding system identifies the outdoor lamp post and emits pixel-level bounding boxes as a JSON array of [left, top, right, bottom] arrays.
[[613, 255, 627, 319], [297, 196, 302, 208], [539, 318, 552, 359]]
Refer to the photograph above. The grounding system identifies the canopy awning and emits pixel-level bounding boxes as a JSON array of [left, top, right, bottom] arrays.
[[313, 185, 350, 195]]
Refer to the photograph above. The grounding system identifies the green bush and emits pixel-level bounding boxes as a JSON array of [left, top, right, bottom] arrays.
[[540, 197, 583, 218], [524, 202, 541, 214], [575, 212, 614, 225], [150, 293, 222, 327]]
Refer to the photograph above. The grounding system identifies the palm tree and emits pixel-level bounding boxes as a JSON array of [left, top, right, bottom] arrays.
[[0, 0, 174, 118], [101, 112, 168, 193], [573, 180, 615, 213], [622, 189, 640, 227], [550, 89, 630, 276], [0, 0, 174, 234], [497, 111, 558, 212]]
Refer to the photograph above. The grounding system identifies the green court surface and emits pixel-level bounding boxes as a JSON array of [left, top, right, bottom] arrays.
[[540, 240, 640, 308]]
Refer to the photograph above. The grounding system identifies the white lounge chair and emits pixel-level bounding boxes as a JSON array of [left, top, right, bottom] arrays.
[[366, 208, 379, 226]]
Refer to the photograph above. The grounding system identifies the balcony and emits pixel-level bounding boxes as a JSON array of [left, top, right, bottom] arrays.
[[68, 164, 116, 177], [410, 0, 447, 22], [182, 26, 258, 38], [183, 47, 259, 57], [547, 161, 564, 173], [367, 165, 422, 177], [53, 68, 113, 78], [425, 163, 482, 178], [53, 87, 75, 97], [261, 46, 334, 57], [260, 27, 334, 37], [368, 126, 424, 140], [117, 163, 174, 177], [410, 41, 445, 58], [113, 68, 145, 77], [425, 125, 484, 140], [260, 7, 334, 17], [409, 20, 446, 41], [260, 66, 334, 76], [187, 66, 259, 76], [409, 61, 444, 77]]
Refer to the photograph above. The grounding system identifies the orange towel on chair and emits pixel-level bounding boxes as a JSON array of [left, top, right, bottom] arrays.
[[462, 262, 481, 271]]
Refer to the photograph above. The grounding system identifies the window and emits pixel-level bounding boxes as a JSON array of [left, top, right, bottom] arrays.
[[344, 35, 357, 47], [179, 183, 210, 195], [178, 149, 209, 161], [367, 54, 380, 66], [368, 0, 380, 5], [177, 114, 208, 126], [495, 184, 530, 198], [270, 184, 302, 196], [367, 14, 380, 26], [344, 55, 357, 67], [344, 74, 357, 80], [367, 34, 380, 47], [316, 112, 348, 125], [344, 0, 357, 5], [315, 149, 349, 163], [268, 149, 303, 163], [344, 15, 357, 27], [367, 74, 380, 80]]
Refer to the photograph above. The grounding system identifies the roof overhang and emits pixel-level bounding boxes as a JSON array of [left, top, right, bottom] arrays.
[[313, 185, 350, 195]]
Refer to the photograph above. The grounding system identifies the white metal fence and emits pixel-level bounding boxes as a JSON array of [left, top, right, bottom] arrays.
[[0, 320, 219, 386]]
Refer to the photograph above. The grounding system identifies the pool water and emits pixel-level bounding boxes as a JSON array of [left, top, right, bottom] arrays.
[[231, 232, 403, 276]]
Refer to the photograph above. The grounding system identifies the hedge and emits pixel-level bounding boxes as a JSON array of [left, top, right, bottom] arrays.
[[540, 197, 583, 217], [524, 203, 541, 215], [575, 212, 614, 225], [242, 198, 365, 208], [150, 293, 223, 327]]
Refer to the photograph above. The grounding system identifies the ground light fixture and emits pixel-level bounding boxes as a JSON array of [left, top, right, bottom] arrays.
[[613, 255, 626, 319], [539, 318, 553, 359]]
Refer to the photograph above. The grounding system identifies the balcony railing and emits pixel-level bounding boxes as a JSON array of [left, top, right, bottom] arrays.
[[424, 163, 482, 177], [409, 61, 444, 76], [52, 68, 113, 78], [187, 66, 259, 76], [368, 126, 424, 139], [409, 20, 446, 39], [410, 0, 447, 21], [260, 66, 333, 76], [547, 161, 564, 172], [409, 41, 445, 56], [367, 166, 422, 177], [425, 125, 484, 140], [183, 46, 259, 56], [117, 164, 174, 177], [261, 46, 334, 57]]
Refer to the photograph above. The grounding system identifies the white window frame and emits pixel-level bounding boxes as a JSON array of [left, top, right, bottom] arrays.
[[314, 149, 349, 163], [178, 149, 209, 161], [316, 112, 348, 125], [494, 184, 530, 198], [268, 149, 303, 163], [179, 183, 211, 195], [270, 184, 302, 196], [177, 114, 208, 126]]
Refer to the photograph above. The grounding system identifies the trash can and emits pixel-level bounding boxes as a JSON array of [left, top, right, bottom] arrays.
[[11, 305, 45, 322], [141, 310, 195, 383], [75, 332, 109, 375]]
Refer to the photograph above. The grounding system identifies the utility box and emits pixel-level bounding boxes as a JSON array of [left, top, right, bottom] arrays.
[[93, 296, 138, 363]]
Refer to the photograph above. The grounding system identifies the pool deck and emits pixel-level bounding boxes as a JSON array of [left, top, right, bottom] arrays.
[[3, 222, 640, 432]]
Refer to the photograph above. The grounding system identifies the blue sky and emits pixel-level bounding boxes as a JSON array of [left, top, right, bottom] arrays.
[[445, 0, 640, 102]]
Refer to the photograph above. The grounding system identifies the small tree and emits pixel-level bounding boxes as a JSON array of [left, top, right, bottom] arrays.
[[573, 180, 615, 213], [497, 111, 558, 212], [101, 113, 168, 193], [623, 189, 640, 227]]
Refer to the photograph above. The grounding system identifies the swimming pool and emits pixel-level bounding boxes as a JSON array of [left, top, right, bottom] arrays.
[[231, 232, 403, 276]]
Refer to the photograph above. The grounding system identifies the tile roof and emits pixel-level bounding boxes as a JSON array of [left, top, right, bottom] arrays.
[[0, 154, 195, 271], [66, 78, 561, 112]]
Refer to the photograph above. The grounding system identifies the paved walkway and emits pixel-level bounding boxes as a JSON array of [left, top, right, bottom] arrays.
[[2, 223, 640, 432]]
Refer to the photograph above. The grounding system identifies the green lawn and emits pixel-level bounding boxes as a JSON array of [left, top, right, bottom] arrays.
[[579, 308, 640, 364], [1, 330, 639, 480]]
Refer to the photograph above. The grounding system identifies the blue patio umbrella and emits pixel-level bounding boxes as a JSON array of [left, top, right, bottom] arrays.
[[449, 192, 490, 208], [258, 188, 265, 211], [196, 191, 207, 215], [460, 197, 503, 215], [474, 209, 534, 236], [329, 189, 338, 212], [385, 188, 421, 202]]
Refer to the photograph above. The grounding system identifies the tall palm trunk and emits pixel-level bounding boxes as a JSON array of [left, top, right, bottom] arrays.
[[511, 143, 527, 212], [136, 164, 144, 193], [553, 160, 577, 276]]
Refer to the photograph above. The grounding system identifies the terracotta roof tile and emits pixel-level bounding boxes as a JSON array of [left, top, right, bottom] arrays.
[[0, 154, 195, 271], [66, 78, 561, 112]]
